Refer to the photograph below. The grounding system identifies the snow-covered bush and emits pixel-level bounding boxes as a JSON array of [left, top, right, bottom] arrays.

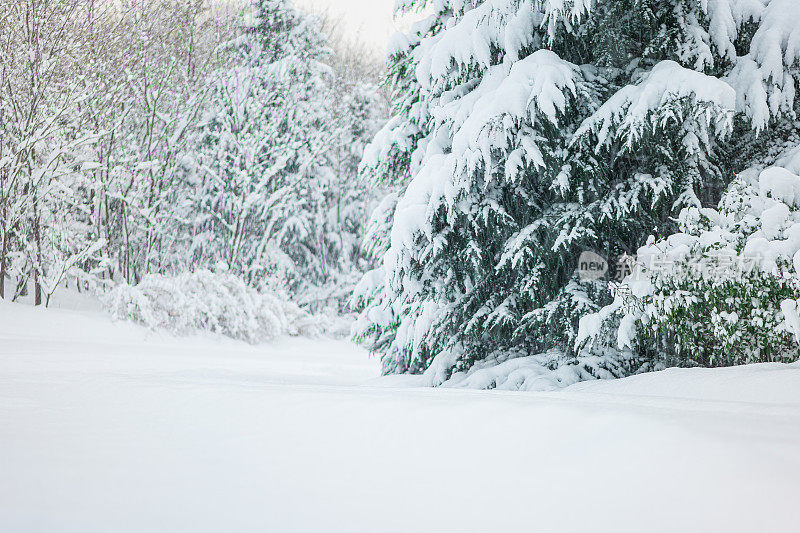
[[579, 156, 800, 366], [638, 260, 799, 366], [104, 269, 325, 342]]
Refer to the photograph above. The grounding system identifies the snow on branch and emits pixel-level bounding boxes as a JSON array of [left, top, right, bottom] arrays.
[[105, 270, 325, 343], [702, 0, 766, 62], [451, 49, 579, 174], [415, 0, 592, 90], [575, 60, 736, 152], [725, 0, 800, 131], [385, 50, 579, 274]]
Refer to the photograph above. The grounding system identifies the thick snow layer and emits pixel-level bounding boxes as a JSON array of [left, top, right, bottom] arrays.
[[722, 0, 800, 129], [759, 166, 800, 207], [1, 301, 799, 532]]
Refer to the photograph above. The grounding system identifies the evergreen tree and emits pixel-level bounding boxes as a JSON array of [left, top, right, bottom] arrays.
[[355, 0, 800, 382]]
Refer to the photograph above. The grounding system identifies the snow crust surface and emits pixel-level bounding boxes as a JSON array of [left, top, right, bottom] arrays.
[[1, 300, 799, 532]]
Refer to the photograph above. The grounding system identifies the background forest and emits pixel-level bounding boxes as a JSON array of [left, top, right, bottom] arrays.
[[0, 0, 387, 328]]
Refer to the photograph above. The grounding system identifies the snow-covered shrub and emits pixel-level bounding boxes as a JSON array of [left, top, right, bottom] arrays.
[[104, 269, 325, 342], [579, 158, 800, 367], [640, 260, 800, 366]]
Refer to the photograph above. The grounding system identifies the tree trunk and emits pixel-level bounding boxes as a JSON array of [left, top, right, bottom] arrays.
[[33, 192, 42, 306], [0, 231, 6, 299], [0, 200, 6, 299]]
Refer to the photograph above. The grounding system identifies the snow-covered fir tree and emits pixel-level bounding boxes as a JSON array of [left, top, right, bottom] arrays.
[[354, 0, 800, 383]]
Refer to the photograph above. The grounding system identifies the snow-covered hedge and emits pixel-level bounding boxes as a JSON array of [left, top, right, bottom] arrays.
[[579, 154, 800, 366], [104, 270, 325, 342]]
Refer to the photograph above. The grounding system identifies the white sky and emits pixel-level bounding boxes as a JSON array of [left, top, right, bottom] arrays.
[[297, 0, 418, 51]]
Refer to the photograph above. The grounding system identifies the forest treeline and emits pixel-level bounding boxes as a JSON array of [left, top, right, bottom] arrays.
[[0, 0, 386, 308]]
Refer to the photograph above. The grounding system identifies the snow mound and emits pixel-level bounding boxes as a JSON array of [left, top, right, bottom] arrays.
[[565, 361, 800, 406], [104, 270, 325, 343], [759, 166, 800, 207], [417, 347, 635, 392]]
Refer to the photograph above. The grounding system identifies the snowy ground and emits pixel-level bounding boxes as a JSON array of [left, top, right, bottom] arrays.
[[1, 300, 799, 532]]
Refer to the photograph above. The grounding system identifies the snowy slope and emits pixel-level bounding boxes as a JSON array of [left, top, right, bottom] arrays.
[[1, 300, 799, 532]]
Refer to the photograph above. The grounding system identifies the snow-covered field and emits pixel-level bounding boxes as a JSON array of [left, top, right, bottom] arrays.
[[1, 300, 799, 532]]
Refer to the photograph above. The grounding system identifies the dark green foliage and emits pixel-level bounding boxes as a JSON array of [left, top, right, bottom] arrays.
[[639, 260, 800, 366]]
